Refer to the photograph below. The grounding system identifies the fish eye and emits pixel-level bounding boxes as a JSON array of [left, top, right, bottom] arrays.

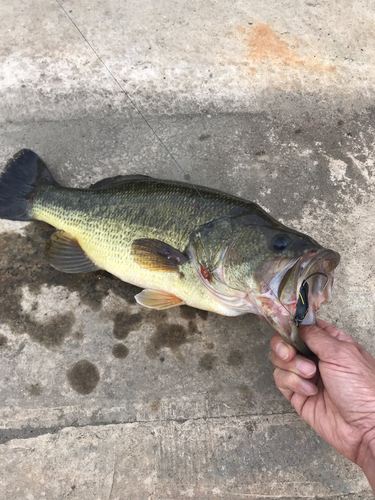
[[272, 234, 290, 251]]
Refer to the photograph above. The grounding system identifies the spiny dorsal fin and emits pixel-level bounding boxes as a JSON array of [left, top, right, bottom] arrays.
[[89, 174, 152, 190], [131, 238, 188, 272], [45, 230, 100, 273], [135, 289, 185, 309]]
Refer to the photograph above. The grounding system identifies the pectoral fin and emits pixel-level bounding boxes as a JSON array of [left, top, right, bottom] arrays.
[[135, 289, 185, 309], [45, 230, 100, 273], [131, 238, 188, 272]]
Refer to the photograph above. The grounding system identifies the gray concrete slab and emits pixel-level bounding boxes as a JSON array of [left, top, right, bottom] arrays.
[[0, 0, 375, 498]]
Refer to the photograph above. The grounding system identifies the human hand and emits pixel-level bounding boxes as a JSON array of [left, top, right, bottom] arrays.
[[270, 319, 375, 489]]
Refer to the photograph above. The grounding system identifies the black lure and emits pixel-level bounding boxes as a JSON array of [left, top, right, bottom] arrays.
[[294, 280, 309, 326]]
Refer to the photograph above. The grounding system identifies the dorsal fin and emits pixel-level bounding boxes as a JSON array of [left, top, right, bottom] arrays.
[[89, 174, 152, 190], [45, 230, 100, 273]]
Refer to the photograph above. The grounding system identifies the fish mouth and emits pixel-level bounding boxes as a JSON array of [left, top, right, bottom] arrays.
[[278, 249, 340, 315], [273, 248, 340, 352]]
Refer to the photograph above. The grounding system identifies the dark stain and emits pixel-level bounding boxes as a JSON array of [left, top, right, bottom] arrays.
[[204, 341, 215, 350], [237, 383, 253, 400], [198, 134, 211, 141], [145, 309, 168, 322], [28, 383, 43, 396], [31, 312, 75, 348], [0, 223, 140, 348], [227, 349, 244, 366], [188, 319, 198, 334], [199, 353, 217, 370], [209, 383, 223, 396], [112, 343, 129, 359], [255, 150, 266, 156], [0, 334, 7, 348], [197, 310, 208, 320], [337, 120, 344, 126], [294, 128, 302, 134], [67, 359, 100, 395], [150, 398, 161, 412], [146, 323, 190, 359], [245, 420, 258, 434], [113, 312, 142, 340], [179, 305, 208, 322], [179, 306, 197, 320], [73, 326, 84, 341]]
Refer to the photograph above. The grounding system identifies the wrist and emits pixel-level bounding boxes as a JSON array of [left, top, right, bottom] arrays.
[[357, 430, 375, 493]]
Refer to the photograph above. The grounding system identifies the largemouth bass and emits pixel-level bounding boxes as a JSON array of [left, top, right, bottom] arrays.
[[0, 149, 340, 353]]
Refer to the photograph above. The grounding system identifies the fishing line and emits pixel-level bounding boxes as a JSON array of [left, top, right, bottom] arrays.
[[54, 0, 294, 319]]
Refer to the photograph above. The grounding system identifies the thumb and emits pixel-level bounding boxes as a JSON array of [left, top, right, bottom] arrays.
[[298, 323, 349, 362]]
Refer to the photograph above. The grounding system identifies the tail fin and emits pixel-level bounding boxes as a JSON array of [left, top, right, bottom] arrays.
[[0, 149, 55, 221]]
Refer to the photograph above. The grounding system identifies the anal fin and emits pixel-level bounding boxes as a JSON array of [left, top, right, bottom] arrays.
[[45, 230, 100, 273], [135, 289, 185, 310]]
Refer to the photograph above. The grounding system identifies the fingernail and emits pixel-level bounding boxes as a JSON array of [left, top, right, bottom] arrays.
[[297, 359, 316, 377], [276, 342, 289, 361], [302, 380, 318, 395]]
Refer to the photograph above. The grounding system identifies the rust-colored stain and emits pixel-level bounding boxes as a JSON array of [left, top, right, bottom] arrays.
[[241, 23, 335, 74]]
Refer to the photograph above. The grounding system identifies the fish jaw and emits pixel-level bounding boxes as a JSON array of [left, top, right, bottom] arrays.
[[254, 248, 340, 353]]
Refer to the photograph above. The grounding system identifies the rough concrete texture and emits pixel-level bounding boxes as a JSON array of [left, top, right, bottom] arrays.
[[0, 0, 375, 498]]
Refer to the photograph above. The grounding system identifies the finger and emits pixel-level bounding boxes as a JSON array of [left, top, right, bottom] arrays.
[[270, 332, 297, 362], [270, 351, 317, 378], [315, 319, 357, 343], [297, 323, 350, 361], [274, 367, 318, 396], [278, 386, 294, 402], [315, 319, 367, 354]]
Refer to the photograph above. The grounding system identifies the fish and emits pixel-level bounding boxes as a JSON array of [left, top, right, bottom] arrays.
[[0, 149, 340, 354]]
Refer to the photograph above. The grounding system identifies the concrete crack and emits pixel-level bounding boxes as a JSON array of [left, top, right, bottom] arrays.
[[0, 411, 298, 445]]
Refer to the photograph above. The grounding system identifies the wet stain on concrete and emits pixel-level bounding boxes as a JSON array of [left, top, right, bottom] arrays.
[[28, 383, 43, 396], [67, 359, 100, 395], [113, 312, 142, 340], [146, 323, 190, 359], [112, 343, 129, 359], [237, 383, 253, 401], [179, 305, 209, 321], [245, 420, 259, 434], [0, 334, 8, 348], [32, 312, 75, 348], [227, 349, 244, 366], [198, 134, 211, 141], [198, 310, 209, 321], [0, 223, 140, 348], [150, 398, 161, 412], [187, 319, 198, 334], [203, 341, 215, 350], [199, 353, 217, 370]]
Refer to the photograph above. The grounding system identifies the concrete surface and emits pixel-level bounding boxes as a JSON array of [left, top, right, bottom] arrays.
[[0, 0, 375, 498]]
